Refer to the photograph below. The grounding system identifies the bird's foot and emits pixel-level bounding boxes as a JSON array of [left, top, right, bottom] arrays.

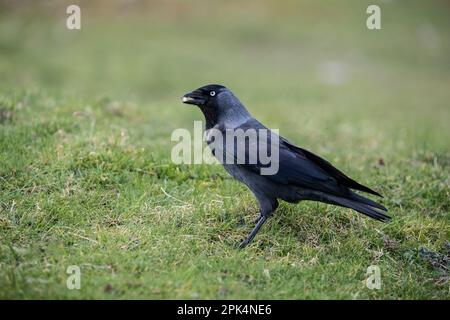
[[237, 215, 269, 249], [238, 239, 250, 249]]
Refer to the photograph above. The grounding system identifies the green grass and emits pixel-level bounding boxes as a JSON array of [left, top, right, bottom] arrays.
[[0, 0, 449, 299]]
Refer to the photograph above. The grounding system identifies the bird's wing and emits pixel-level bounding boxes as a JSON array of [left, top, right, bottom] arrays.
[[280, 137, 382, 197], [221, 118, 381, 197]]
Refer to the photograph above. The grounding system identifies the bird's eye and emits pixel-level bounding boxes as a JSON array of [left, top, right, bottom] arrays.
[[209, 91, 216, 97]]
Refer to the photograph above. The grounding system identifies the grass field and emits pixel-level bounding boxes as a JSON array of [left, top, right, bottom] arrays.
[[0, 0, 449, 299]]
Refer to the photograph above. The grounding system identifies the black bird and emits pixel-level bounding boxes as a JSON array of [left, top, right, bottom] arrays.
[[182, 84, 390, 248]]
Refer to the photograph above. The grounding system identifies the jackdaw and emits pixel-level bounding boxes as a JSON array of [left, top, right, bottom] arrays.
[[182, 84, 390, 248]]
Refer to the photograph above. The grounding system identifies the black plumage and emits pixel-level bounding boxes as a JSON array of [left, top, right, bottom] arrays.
[[182, 84, 390, 248]]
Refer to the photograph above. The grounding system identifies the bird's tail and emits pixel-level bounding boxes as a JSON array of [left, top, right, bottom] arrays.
[[324, 192, 390, 222]]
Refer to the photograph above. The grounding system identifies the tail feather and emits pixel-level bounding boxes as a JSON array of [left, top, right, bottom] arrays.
[[348, 191, 387, 211], [325, 194, 391, 222]]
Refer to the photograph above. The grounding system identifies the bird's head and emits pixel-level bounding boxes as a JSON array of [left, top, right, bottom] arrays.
[[181, 84, 250, 127], [181, 84, 227, 108]]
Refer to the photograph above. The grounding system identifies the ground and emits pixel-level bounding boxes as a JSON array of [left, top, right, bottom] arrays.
[[0, 1, 449, 299]]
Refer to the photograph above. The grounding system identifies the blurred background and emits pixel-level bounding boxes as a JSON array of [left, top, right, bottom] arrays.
[[1, 0, 449, 149], [0, 0, 449, 299]]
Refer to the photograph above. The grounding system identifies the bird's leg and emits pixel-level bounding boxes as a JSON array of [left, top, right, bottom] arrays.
[[238, 215, 269, 249]]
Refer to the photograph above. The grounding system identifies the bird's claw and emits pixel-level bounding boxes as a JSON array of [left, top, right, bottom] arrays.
[[238, 214, 268, 249], [238, 239, 249, 249]]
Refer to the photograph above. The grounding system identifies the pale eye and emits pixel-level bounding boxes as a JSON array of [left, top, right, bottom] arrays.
[[209, 91, 216, 97]]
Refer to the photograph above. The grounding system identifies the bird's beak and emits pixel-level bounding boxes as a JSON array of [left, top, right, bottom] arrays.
[[181, 90, 205, 106]]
